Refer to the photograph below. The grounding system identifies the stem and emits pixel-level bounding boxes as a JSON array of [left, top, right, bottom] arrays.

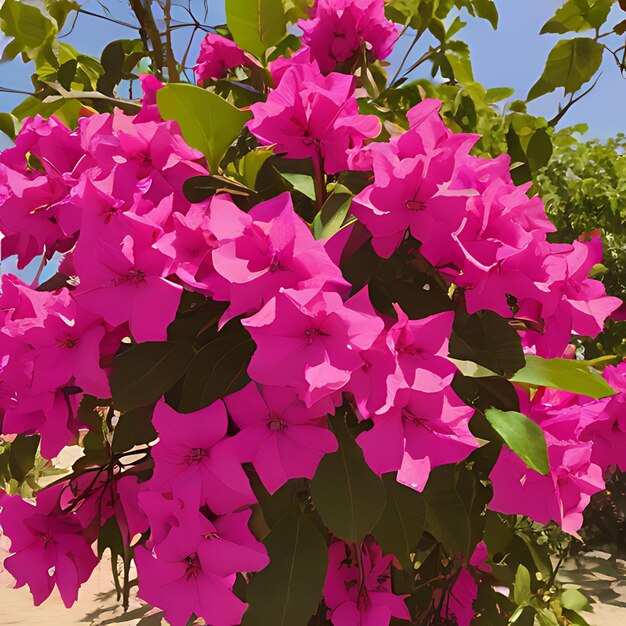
[[548, 75, 600, 127], [122, 546, 132, 611], [160, 0, 181, 82], [78, 8, 137, 29], [390, 25, 427, 86], [313, 150, 327, 212], [31, 254, 47, 288]]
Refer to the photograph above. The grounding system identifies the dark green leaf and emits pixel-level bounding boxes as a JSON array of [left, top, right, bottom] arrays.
[[449, 310, 525, 377], [244, 508, 328, 626], [528, 38, 603, 100], [0, 112, 18, 140], [485, 408, 549, 474], [110, 342, 195, 412], [422, 465, 472, 556], [57, 59, 77, 91], [98, 515, 125, 559], [179, 330, 254, 413], [525, 128, 553, 173], [510, 355, 616, 398], [112, 405, 157, 454], [8, 435, 39, 483], [157, 83, 251, 172], [311, 414, 386, 543], [374, 473, 426, 571], [226, 0, 287, 59]]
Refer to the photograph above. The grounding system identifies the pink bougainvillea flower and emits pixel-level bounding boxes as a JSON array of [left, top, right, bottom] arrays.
[[358, 388, 477, 492], [489, 434, 605, 535], [211, 192, 348, 324], [23, 289, 112, 398], [243, 287, 384, 406], [194, 33, 250, 83], [0, 487, 98, 607], [385, 305, 456, 403], [299, 0, 400, 74], [352, 100, 476, 259], [73, 221, 183, 343], [440, 542, 491, 626], [148, 398, 255, 514], [247, 62, 381, 174], [323, 538, 410, 625], [135, 504, 268, 626], [224, 383, 337, 493]]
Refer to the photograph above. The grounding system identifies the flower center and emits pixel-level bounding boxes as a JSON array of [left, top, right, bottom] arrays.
[[268, 415, 287, 432], [58, 333, 79, 349], [125, 268, 147, 284], [305, 327, 322, 344], [184, 553, 202, 579], [269, 254, 281, 273], [405, 199, 426, 211], [185, 448, 208, 465]]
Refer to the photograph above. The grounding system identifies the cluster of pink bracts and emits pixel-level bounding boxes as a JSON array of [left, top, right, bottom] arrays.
[[0, 0, 623, 625]]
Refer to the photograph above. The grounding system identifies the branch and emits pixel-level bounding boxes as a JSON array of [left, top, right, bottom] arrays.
[[548, 75, 601, 127]]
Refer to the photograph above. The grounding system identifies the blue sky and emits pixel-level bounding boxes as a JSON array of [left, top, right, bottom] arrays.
[[0, 0, 624, 144]]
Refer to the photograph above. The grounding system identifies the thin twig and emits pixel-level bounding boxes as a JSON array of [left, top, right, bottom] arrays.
[[548, 75, 601, 127], [78, 8, 137, 29]]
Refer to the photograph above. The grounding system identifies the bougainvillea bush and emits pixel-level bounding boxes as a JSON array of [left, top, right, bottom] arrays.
[[0, 1, 625, 625]]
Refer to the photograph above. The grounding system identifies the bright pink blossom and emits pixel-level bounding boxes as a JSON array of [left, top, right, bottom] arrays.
[[299, 0, 399, 74], [323, 538, 410, 625], [194, 33, 250, 83], [148, 398, 255, 514], [243, 287, 384, 406], [489, 434, 604, 535], [0, 487, 98, 607], [136, 500, 268, 626], [247, 62, 381, 174], [224, 383, 337, 493], [357, 388, 477, 492]]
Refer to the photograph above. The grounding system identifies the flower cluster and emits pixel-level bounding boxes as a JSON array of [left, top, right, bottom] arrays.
[[490, 363, 626, 535], [0, 1, 623, 624]]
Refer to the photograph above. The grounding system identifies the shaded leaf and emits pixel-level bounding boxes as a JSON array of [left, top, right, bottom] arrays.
[[513, 564, 532, 604], [112, 405, 157, 454], [244, 507, 328, 626], [179, 330, 254, 413], [374, 473, 426, 571], [311, 413, 386, 543], [449, 310, 525, 377], [110, 342, 195, 412]]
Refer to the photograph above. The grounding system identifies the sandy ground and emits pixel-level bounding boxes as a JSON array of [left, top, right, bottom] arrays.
[[0, 551, 624, 625]]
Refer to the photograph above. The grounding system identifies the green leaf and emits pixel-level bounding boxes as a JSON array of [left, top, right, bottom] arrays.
[[560, 589, 591, 611], [311, 414, 386, 543], [449, 310, 525, 377], [0, 0, 57, 59], [112, 405, 158, 454], [179, 329, 254, 413], [528, 38, 603, 100], [485, 408, 549, 475], [422, 465, 473, 556], [98, 515, 125, 559], [244, 508, 328, 626], [8, 435, 40, 483], [0, 112, 18, 140], [157, 83, 251, 172], [280, 172, 316, 201], [472, 0, 498, 28], [225, 0, 287, 59], [227, 148, 275, 190], [525, 128, 553, 173], [312, 188, 353, 240], [541, 0, 614, 34], [484, 87, 515, 104], [510, 355, 616, 399], [110, 342, 195, 413], [373, 473, 426, 571], [514, 563, 532, 604]]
